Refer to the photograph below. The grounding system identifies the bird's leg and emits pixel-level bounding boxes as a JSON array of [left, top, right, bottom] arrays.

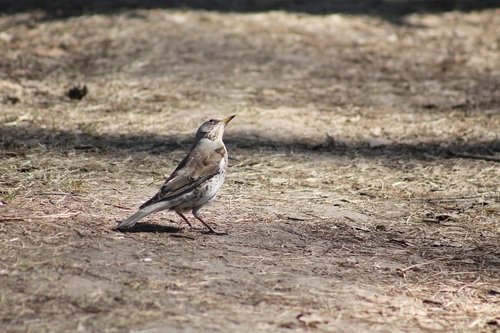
[[192, 208, 226, 235], [175, 211, 192, 228], [194, 215, 216, 233]]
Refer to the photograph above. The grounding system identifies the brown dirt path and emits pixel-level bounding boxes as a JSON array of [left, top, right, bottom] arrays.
[[1, 2, 499, 332]]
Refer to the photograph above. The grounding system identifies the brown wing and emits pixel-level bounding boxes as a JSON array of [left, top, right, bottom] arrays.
[[140, 139, 225, 209]]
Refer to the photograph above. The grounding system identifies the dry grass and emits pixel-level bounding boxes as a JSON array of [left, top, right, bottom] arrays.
[[1, 2, 499, 332]]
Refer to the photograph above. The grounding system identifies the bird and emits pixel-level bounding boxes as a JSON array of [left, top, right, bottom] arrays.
[[116, 115, 235, 234]]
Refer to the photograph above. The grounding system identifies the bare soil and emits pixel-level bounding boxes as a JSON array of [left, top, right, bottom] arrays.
[[1, 2, 499, 332]]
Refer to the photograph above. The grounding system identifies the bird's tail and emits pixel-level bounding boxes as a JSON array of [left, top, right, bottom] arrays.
[[116, 201, 172, 229]]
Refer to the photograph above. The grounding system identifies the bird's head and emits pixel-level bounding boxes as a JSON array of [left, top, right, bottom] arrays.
[[195, 115, 235, 141]]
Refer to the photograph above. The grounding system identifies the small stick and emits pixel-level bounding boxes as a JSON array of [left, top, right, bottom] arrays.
[[33, 192, 78, 196], [101, 201, 134, 211], [409, 194, 498, 202], [449, 152, 500, 163], [0, 217, 24, 222]]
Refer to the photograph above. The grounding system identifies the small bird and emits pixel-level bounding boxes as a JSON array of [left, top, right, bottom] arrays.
[[117, 115, 235, 234]]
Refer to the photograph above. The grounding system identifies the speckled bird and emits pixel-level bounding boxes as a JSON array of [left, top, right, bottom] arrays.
[[117, 115, 235, 234]]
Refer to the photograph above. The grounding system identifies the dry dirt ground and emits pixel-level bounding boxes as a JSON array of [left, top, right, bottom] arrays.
[[1, 1, 499, 332]]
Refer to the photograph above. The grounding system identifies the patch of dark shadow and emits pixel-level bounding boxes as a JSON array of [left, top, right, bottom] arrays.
[[0, 0, 498, 25], [409, 242, 500, 272], [0, 125, 187, 155], [1, 124, 499, 163], [227, 134, 500, 162], [115, 222, 183, 233]]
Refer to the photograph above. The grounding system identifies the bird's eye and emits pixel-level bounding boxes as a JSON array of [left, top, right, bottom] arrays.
[[208, 119, 216, 123]]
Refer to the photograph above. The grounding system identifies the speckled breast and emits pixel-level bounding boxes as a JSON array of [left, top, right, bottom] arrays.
[[173, 169, 226, 212]]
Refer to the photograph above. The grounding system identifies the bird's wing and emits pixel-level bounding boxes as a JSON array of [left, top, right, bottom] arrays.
[[140, 139, 226, 208]]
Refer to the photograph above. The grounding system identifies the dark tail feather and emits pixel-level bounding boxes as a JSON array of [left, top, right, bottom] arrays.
[[116, 201, 172, 229], [139, 192, 162, 210]]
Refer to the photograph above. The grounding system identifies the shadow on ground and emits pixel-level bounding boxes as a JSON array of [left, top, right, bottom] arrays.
[[0, 0, 499, 24], [291, 219, 500, 274], [115, 222, 184, 233], [1, 124, 499, 162]]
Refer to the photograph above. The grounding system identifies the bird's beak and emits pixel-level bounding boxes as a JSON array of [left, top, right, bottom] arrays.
[[221, 115, 235, 125]]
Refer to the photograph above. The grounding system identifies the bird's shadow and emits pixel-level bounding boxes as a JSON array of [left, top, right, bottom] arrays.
[[115, 222, 183, 233]]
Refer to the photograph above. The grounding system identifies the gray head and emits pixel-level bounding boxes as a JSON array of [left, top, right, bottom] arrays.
[[195, 115, 235, 141]]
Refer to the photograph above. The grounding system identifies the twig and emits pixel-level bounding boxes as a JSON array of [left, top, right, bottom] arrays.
[[33, 192, 78, 196], [38, 212, 80, 218], [409, 193, 499, 202], [0, 217, 24, 222], [450, 152, 500, 163], [101, 201, 133, 211]]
